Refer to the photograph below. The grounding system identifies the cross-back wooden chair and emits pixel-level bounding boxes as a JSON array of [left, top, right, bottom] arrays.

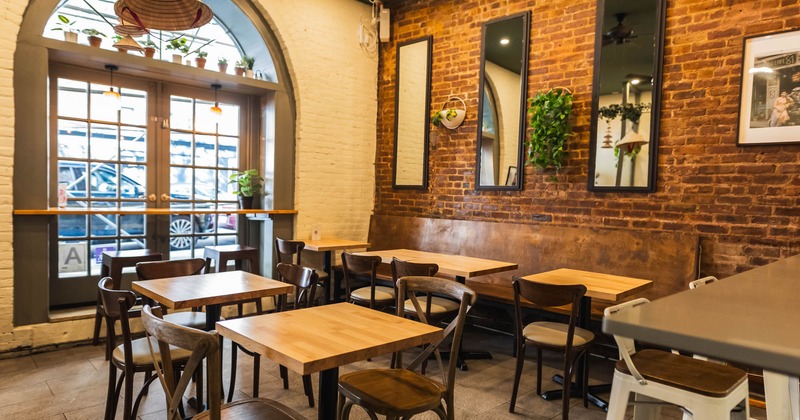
[[337, 276, 476, 420], [341, 252, 393, 310], [140, 305, 306, 420], [276, 237, 329, 302]]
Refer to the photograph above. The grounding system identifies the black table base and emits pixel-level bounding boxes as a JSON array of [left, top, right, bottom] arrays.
[[540, 374, 610, 411]]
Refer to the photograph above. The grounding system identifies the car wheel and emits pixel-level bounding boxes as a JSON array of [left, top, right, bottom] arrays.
[[169, 217, 194, 250]]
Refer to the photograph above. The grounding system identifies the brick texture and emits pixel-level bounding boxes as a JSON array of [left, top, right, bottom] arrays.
[[375, 0, 800, 278]]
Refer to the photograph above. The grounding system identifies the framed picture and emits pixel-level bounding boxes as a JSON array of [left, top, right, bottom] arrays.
[[738, 29, 800, 145], [505, 166, 517, 186]]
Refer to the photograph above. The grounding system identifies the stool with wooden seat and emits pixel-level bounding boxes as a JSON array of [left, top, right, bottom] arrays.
[[275, 237, 330, 304], [93, 249, 163, 359], [204, 244, 262, 315], [604, 298, 749, 419]]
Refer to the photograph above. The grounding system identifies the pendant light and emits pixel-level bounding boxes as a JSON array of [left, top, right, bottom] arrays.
[[210, 83, 222, 123], [104, 65, 121, 112]]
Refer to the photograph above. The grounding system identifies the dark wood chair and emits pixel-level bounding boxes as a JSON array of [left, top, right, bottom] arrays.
[[140, 305, 306, 420], [203, 244, 263, 316], [337, 276, 476, 420], [275, 237, 330, 303], [341, 252, 393, 310], [227, 262, 317, 407], [509, 277, 595, 419], [98, 277, 191, 420], [135, 258, 209, 330], [391, 258, 459, 324]]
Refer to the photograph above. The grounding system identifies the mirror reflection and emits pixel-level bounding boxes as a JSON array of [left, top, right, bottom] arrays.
[[476, 12, 529, 190], [393, 36, 432, 189], [588, 0, 665, 192]]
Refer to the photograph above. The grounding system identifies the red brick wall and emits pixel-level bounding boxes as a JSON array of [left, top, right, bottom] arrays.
[[375, 0, 800, 278]]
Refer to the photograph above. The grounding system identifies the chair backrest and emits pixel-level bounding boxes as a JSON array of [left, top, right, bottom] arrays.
[[98, 277, 138, 366], [135, 258, 206, 280], [603, 298, 651, 384], [511, 276, 587, 356], [392, 258, 440, 317], [276, 262, 318, 309], [341, 252, 383, 306], [275, 238, 305, 265], [689, 275, 718, 290], [394, 276, 476, 407], [141, 305, 222, 420]]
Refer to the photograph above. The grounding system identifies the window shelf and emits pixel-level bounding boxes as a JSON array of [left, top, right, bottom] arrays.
[[14, 208, 297, 216]]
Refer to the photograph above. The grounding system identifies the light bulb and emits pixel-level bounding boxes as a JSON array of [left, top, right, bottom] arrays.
[[499, 37, 510, 45]]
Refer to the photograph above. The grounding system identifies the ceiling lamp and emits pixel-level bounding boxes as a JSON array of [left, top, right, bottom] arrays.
[[113, 35, 144, 52], [615, 130, 648, 154], [114, 19, 148, 37], [210, 84, 222, 123], [114, 0, 214, 32], [104, 65, 121, 112]]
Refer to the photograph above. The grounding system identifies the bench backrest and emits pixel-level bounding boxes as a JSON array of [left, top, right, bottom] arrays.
[[368, 214, 699, 301]]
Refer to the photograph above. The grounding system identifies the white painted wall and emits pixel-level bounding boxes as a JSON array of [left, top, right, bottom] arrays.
[[0, 0, 377, 352]]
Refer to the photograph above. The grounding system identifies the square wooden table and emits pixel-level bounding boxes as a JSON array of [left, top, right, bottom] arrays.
[[216, 302, 443, 420], [298, 238, 370, 302], [132, 270, 294, 331], [356, 248, 518, 281], [521, 268, 653, 411]]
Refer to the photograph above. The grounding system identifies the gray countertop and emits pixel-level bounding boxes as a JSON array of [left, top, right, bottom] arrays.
[[602, 254, 800, 376]]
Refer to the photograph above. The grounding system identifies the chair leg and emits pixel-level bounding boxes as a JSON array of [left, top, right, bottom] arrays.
[[123, 367, 134, 420], [605, 373, 630, 420], [228, 344, 238, 403], [105, 363, 117, 420], [93, 308, 103, 346], [142, 370, 151, 395], [280, 365, 289, 389], [253, 354, 260, 398], [509, 342, 525, 412], [562, 353, 573, 420], [582, 351, 590, 408], [536, 346, 543, 395], [303, 374, 315, 407], [632, 394, 662, 420], [131, 373, 158, 419]]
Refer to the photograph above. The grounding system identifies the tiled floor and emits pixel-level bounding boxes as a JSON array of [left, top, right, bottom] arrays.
[[0, 325, 766, 419]]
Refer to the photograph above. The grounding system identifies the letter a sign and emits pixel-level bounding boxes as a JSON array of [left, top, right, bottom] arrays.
[[59, 243, 86, 273]]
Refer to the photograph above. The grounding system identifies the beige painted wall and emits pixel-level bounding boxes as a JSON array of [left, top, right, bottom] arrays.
[[0, 0, 377, 352]]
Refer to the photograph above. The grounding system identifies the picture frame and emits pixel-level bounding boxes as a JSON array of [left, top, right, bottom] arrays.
[[505, 166, 517, 186], [737, 28, 800, 146]]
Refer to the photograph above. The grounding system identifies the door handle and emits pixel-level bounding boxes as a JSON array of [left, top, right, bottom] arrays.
[[160, 193, 170, 202], [148, 194, 156, 202]]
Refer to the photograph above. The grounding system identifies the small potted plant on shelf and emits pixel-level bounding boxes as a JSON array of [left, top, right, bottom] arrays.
[[82, 28, 106, 48], [241, 55, 255, 77], [165, 37, 189, 64], [218, 57, 228, 74], [229, 169, 265, 209], [234, 58, 246, 76], [52, 14, 78, 43], [195, 50, 208, 69], [141, 39, 158, 58]]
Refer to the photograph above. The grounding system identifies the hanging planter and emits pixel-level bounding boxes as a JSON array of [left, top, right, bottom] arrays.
[[431, 96, 466, 129]]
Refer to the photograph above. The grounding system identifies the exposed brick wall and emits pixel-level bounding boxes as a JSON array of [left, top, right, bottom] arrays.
[[375, 0, 800, 278]]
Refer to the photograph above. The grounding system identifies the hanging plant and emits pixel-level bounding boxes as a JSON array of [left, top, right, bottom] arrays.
[[525, 88, 573, 181], [598, 103, 651, 157]]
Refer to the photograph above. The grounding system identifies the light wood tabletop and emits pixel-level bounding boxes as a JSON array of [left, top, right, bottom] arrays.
[[132, 270, 294, 310], [356, 248, 518, 279], [522, 268, 653, 303], [299, 238, 370, 252]]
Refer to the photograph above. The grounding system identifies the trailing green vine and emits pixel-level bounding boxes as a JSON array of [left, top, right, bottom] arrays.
[[525, 89, 573, 181]]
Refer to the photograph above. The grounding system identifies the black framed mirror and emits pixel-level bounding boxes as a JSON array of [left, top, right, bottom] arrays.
[[393, 36, 432, 189], [588, 0, 666, 192], [475, 12, 529, 190]]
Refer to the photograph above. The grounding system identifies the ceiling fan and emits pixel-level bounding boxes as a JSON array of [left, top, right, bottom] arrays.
[[603, 13, 639, 46]]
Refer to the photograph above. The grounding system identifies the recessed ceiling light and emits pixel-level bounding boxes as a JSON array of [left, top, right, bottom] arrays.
[[630, 78, 640, 85], [499, 38, 510, 45]]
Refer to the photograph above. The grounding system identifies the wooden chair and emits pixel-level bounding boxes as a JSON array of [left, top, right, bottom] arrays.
[[227, 262, 317, 407], [337, 276, 476, 420], [391, 258, 459, 324], [139, 305, 306, 420], [604, 298, 749, 420], [203, 244, 262, 316], [508, 277, 595, 419], [134, 258, 209, 331], [98, 277, 191, 420], [275, 237, 330, 303], [341, 252, 393, 310]]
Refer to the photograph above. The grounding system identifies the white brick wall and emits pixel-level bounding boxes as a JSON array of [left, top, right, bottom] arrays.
[[0, 0, 377, 352]]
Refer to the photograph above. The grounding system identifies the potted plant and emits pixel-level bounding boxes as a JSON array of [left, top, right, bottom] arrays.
[[141, 39, 158, 58], [165, 37, 189, 64], [430, 96, 467, 129], [52, 14, 78, 43], [229, 169, 264, 209], [234, 58, 246, 76], [82, 28, 106, 48], [195, 51, 208, 69], [241, 55, 255, 77], [218, 57, 228, 74], [525, 88, 573, 181]]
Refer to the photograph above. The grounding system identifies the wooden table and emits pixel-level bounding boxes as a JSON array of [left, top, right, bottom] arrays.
[[356, 248, 518, 281], [216, 302, 442, 420], [299, 238, 370, 302], [603, 255, 800, 418], [132, 270, 294, 331], [521, 268, 653, 411]]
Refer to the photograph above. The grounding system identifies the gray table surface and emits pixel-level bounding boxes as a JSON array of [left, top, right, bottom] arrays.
[[602, 254, 800, 377]]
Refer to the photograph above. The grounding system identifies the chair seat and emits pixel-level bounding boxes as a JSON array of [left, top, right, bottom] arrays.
[[193, 398, 305, 419], [403, 295, 460, 315], [351, 286, 395, 302], [164, 311, 213, 330], [615, 349, 748, 398], [112, 337, 192, 366], [523, 321, 595, 347], [338, 368, 446, 415]]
